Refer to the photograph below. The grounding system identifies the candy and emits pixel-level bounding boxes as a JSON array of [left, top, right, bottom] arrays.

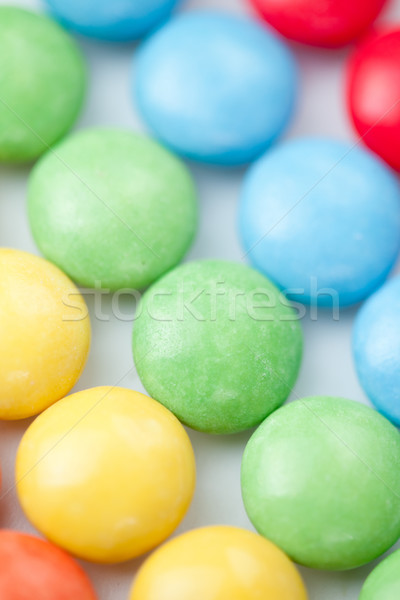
[[135, 12, 297, 165], [239, 138, 400, 307], [347, 28, 400, 171], [16, 386, 195, 563], [132, 260, 303, 434], [28, 128, 197, 290], [360, 549, 400, 599], [130, 526, 308, 600], [0, 249, 90, 420], [0, 530, 96, 599], [353, 276, 400, 426], [0, 7, 86, 163], [241, 396, 400, 570], [43, 0, 181, 41], [249, 0, 387, 47]]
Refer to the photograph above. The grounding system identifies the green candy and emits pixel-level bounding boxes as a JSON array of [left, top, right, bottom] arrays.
[[360, 550, 400, 599], [241, 396, 400, 570], [132, 260, 303, 434], [28, 128, 198, 290], [0, 6, 86, 162]]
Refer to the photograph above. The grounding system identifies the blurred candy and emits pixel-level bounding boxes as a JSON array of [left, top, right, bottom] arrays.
[[16, 387, 195, 563], [28, 128, 197, 290], [0, 530, 96, 600], [249, 0, 387, 47], [360, 549, 400, 599], [241, 396, 400, 570], [0, 249, 90, 420], [239, 137, 400, 307], [130, 526, 308, 600], [43, 0, 181, 41], [347, 28, 400, 171], [353, 276, 400, 426], [0, 6, 86, 163], [132, 260, 303, 434], [135, 12, 297, 165]]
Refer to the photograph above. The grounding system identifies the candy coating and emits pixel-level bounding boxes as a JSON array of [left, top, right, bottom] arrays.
[[241, 396, 400, 570], [0, 530, 96, 599], [135, 12, 297, 165], [28, 128, 197, 290], [347, 28, 400, 171], [360, 549, 400, 600], [353, 276, 400, 426], [16, 387, 195, 563], [0, 6, 86, 162], [44, 0, 181, 41], [132, 260, 303, 434], [0, 249, 90, 420], [130, 526, 308, 600], [239, 137, 400, 306], [249, 0, 387, 47]]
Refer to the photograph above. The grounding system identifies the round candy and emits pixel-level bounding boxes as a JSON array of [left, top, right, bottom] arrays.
[[347, 28, 400, 171], [0, 7, 86, 163], [353, 276, 400, 426], [16, 386, 195, 563], [44, 0, 181, 41], [130, 526, 308, 600], [249, 0, 387, 47], [239, 137, 400, 307], [0, 530, 96, 599], [132, 260, 303, 434], [135, 12, 297, 165], [28, 128, 197, 290], [360, 549, 400, 600], [241, 396, 400, 570], [0, 249, 90, 420]]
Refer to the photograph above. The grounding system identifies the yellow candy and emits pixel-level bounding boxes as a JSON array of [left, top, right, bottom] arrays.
[[130, 525, 308, 600], [0, 248, 90, 419], [16, 386, 196, 563]]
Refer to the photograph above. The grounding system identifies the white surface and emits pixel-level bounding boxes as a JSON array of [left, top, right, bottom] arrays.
[[1, 0, 400, 598]]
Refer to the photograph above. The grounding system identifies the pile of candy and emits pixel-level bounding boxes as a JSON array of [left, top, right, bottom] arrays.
[[0, 0, 400, 598]]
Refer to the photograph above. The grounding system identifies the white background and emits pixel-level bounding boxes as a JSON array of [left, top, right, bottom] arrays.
[[1, 0, 400, 598]]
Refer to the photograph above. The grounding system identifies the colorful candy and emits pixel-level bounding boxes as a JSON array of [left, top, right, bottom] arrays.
[[132, 260, 303, 434], [239, 138, 400, 306], [16, 387, 195, 563], [135, 12, 297, 165], [249, 0, 387, 47], [360, 549, 400, 599], [44, 0, 181, 41], [3, 3, 400, 597], [130, 526, 308, 600], [241, 396, 400, 570], [0, 530, 96, 599], [353, 276, 400, 426], [347, 28, 400, 171], [0, 249, 90, 420], [0, 6, 86, 163], [28, 128, 197, 290]]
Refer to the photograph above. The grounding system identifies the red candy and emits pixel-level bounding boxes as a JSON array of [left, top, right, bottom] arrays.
[[347, 28, 400, 171], [249, 0, 387, 47], [0, 531, 97, 600]]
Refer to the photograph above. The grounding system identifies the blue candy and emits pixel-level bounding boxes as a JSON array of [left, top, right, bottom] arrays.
[[239, 137, 400, 306], [134, 12, 297, 165], [43, 0, 180, 41], [353, 276, 400, 426]]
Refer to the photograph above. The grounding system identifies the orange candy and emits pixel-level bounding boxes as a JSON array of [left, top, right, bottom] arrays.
[[0, 530, 97, 599]]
